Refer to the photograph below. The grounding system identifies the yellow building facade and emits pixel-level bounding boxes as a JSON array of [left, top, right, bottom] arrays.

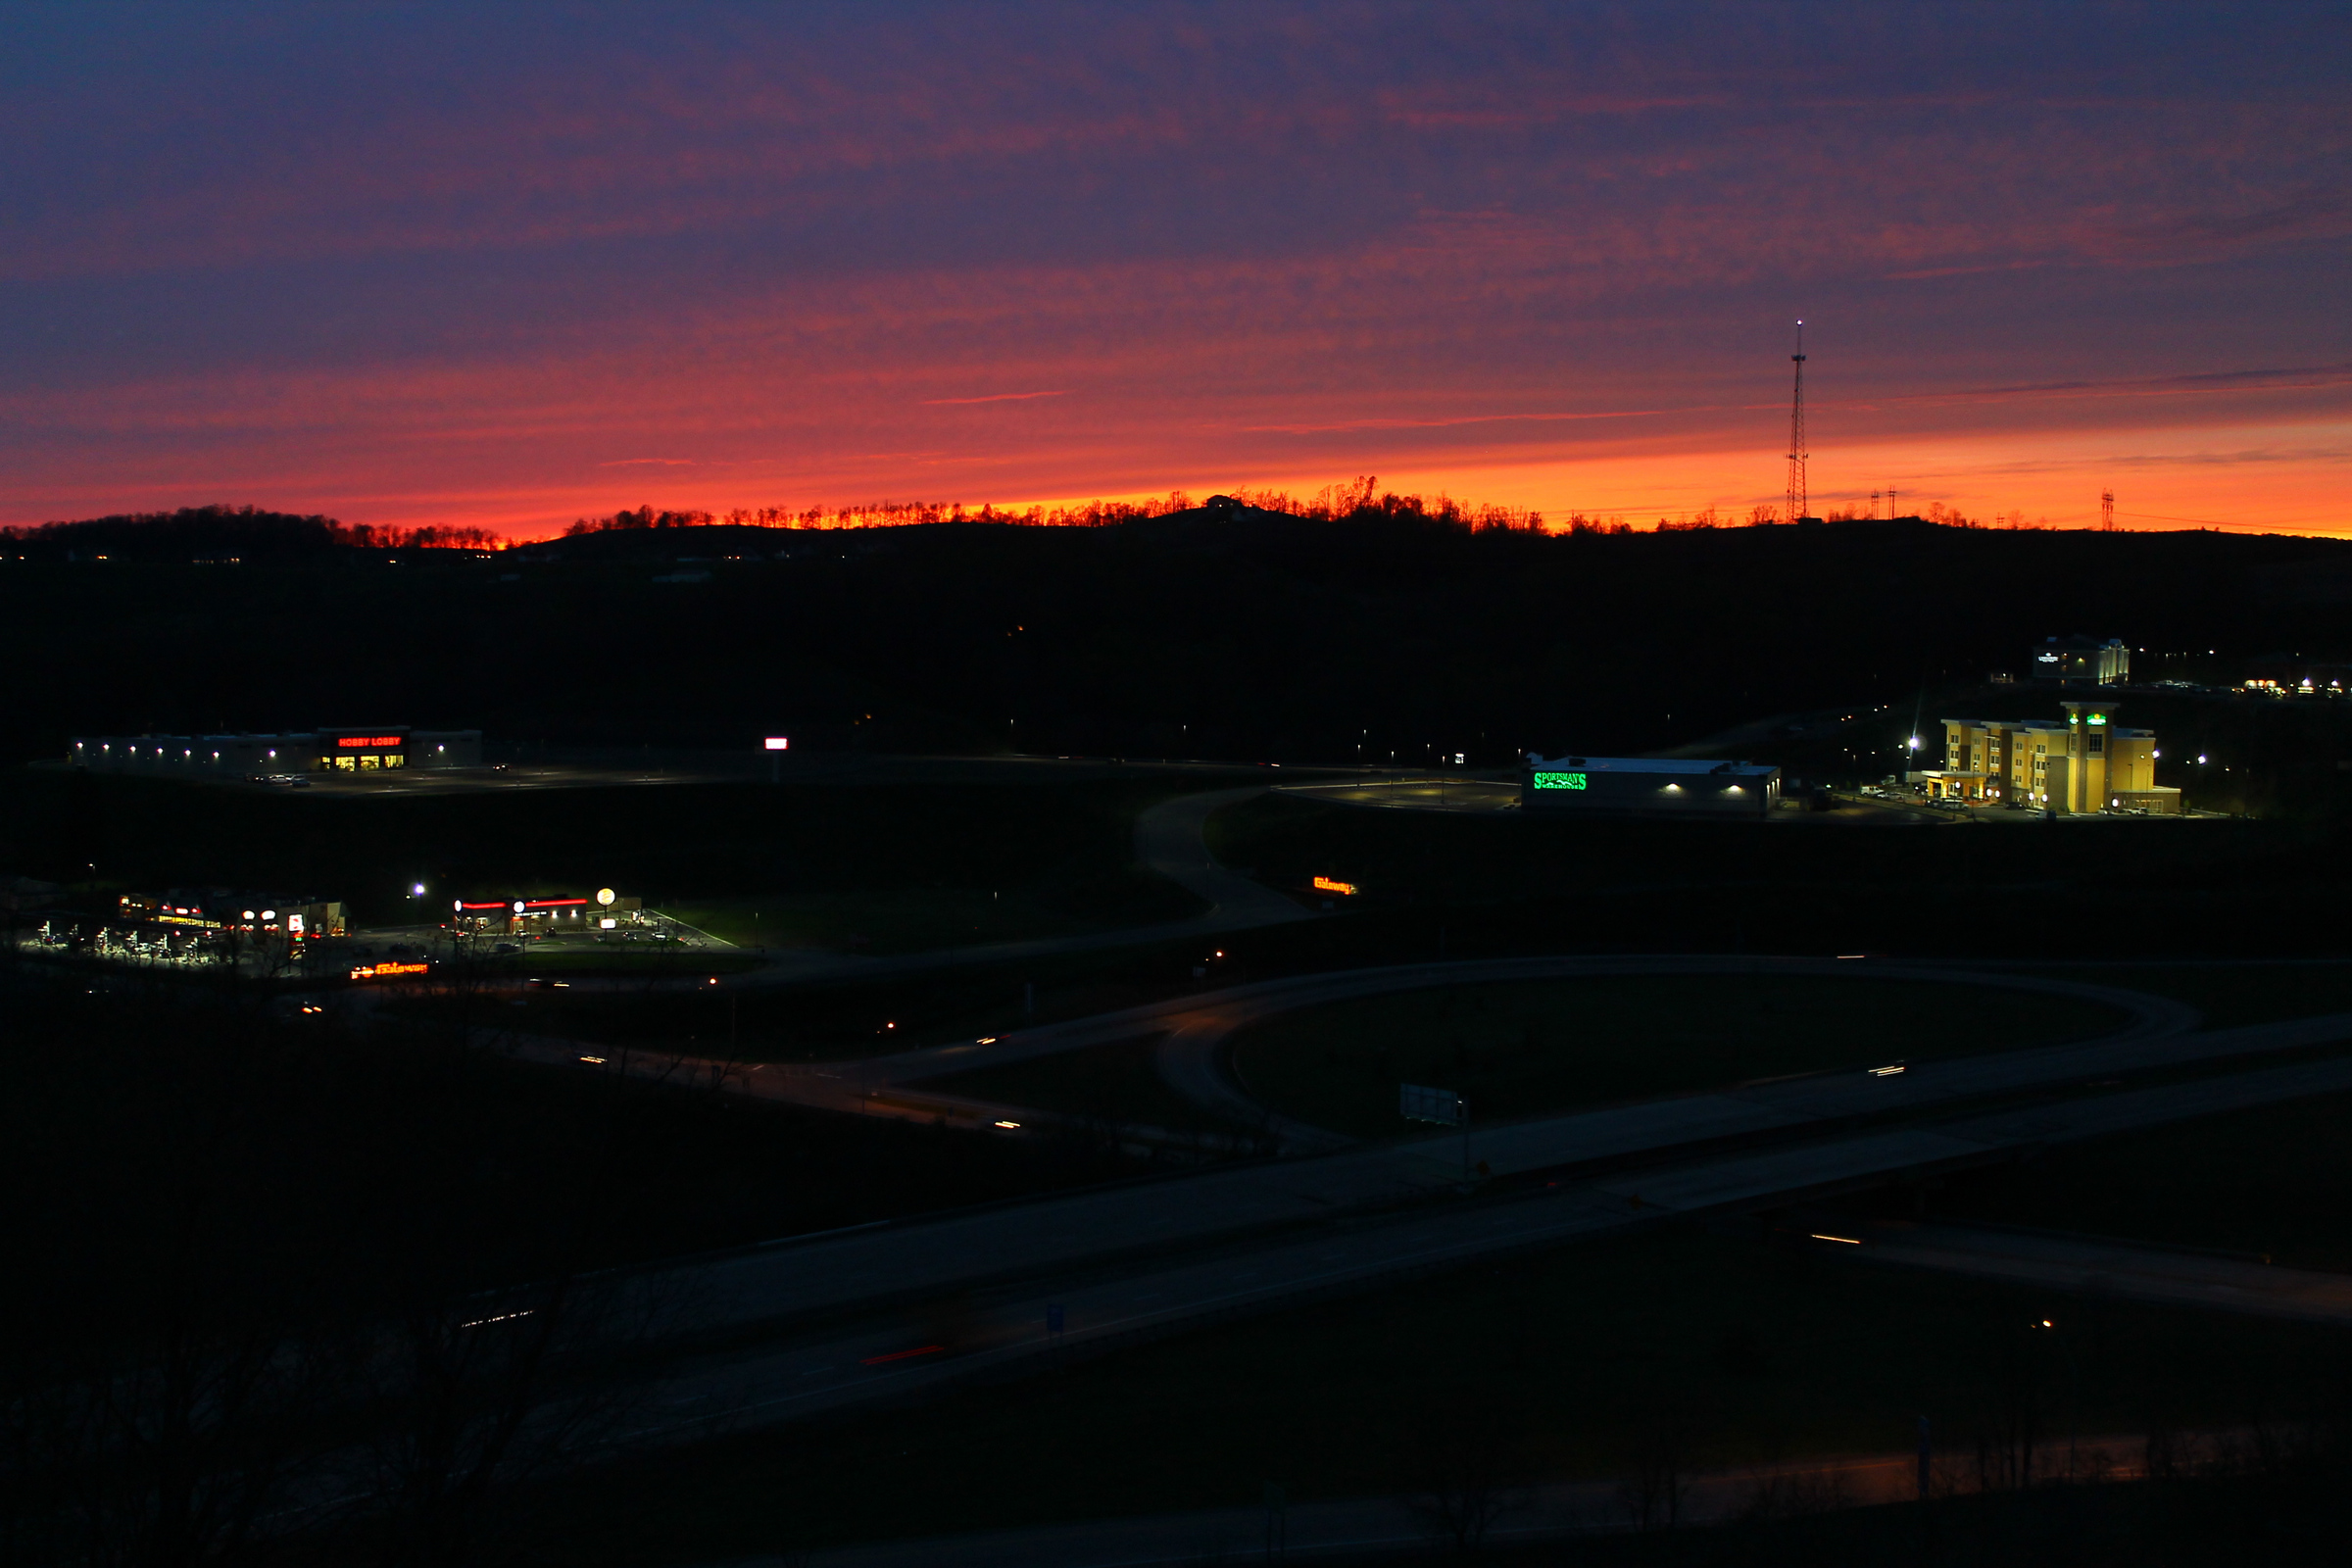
[[1920, 702, 2180, 813]]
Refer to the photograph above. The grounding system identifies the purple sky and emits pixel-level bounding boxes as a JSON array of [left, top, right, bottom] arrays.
[[3, 2, 2346, 535]]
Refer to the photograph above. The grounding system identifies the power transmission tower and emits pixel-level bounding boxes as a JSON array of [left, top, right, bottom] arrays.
[[1785, 320, 1808, 524], [2100, 489, 2115, 531]]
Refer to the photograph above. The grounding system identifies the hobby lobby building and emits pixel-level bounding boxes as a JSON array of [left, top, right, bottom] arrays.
[[70, 726, 483, 777]]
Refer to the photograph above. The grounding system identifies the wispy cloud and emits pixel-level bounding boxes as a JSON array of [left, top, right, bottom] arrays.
[[2, 6, 2346, 536], [920, 390, 1072, 406]]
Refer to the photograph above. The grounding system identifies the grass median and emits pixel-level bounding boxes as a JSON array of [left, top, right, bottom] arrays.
[[1227, 974, 2128, 1139], [1872, 1085, 2352, 1272], [516, 1222, 2351, 1563]]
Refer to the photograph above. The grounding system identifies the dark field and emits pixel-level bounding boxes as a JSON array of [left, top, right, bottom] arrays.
[[908, 1033, 1239, 1134], [0, 765, 1217, 933], [515, 1222, 2352, 1563], [662, 866, 1203, 956], [1226, 975, 2128, 1139], [1880, 1088, 2352, 1273], [2016, 961, 2352, 1029], [1204, 791, 2352, 961]]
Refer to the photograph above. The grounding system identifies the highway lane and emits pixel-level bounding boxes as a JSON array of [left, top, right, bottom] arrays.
[[598, 1000, 2351, 1355], [1143, 956, 2199, 1148], [544, 954, 2196, 1133], [1807, 1220, 2352, 1327], [621, 1051, 2352, 1446], [788, 953, 2194, 1094]]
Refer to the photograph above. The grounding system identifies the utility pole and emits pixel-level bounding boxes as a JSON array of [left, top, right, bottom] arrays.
[[1785, 319, 1808, 525]]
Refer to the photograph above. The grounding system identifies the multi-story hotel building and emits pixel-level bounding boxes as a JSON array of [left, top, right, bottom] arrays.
[[1916, 702, 2180, 813]]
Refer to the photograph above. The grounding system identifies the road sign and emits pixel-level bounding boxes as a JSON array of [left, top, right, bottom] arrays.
[[1399, 1083, 1463, 1125]]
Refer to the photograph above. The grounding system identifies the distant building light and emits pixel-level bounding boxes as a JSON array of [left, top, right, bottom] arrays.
[[763, 736, 790, 751]]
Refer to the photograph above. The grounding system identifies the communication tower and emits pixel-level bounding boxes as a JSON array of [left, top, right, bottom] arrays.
[[2100, 489, 2115, 531], [1785, 320, 1808, 524]]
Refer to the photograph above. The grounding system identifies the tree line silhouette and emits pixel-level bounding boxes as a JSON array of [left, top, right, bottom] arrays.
[[0, 504, 499, 562]]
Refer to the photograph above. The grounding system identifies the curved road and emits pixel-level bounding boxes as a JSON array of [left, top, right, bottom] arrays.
[[615, 1026, 2352, 1452], [711, 785, 1311, 991], [653, 955, 2196, 1147], [1149, 956, 2199, 1151]]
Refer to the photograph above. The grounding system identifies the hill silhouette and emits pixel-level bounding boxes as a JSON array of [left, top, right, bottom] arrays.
[[0, 504, 496, 562], [4, 506, 2349, 803]]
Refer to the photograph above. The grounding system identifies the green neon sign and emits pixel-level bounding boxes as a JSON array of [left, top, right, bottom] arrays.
[[1533, 771, 1588, 790]]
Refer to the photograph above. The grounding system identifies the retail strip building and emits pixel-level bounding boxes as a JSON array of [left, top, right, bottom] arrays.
[[70, 726, 482, 777]]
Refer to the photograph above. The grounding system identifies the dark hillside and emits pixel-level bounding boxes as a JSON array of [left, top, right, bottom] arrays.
[[0, 503, 500, 562], [3, 511, 2347, 770]]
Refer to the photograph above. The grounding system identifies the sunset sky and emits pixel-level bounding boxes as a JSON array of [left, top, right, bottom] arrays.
[[5, 2, 2346, 538]]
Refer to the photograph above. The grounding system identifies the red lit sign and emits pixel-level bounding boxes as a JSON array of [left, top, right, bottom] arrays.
[[336, 735, 404, 748], [1312, 875, 1359, 896], [350, 960, 429, 980]]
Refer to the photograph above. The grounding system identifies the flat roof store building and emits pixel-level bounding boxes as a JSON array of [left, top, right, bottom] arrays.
[[1521, 755, 1781, 819], [70, 726, 483, 777]]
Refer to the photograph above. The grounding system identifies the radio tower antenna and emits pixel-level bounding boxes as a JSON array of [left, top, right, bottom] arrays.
[[1785, 319, 1808, 524], [2100, 488, 2115, 531]]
